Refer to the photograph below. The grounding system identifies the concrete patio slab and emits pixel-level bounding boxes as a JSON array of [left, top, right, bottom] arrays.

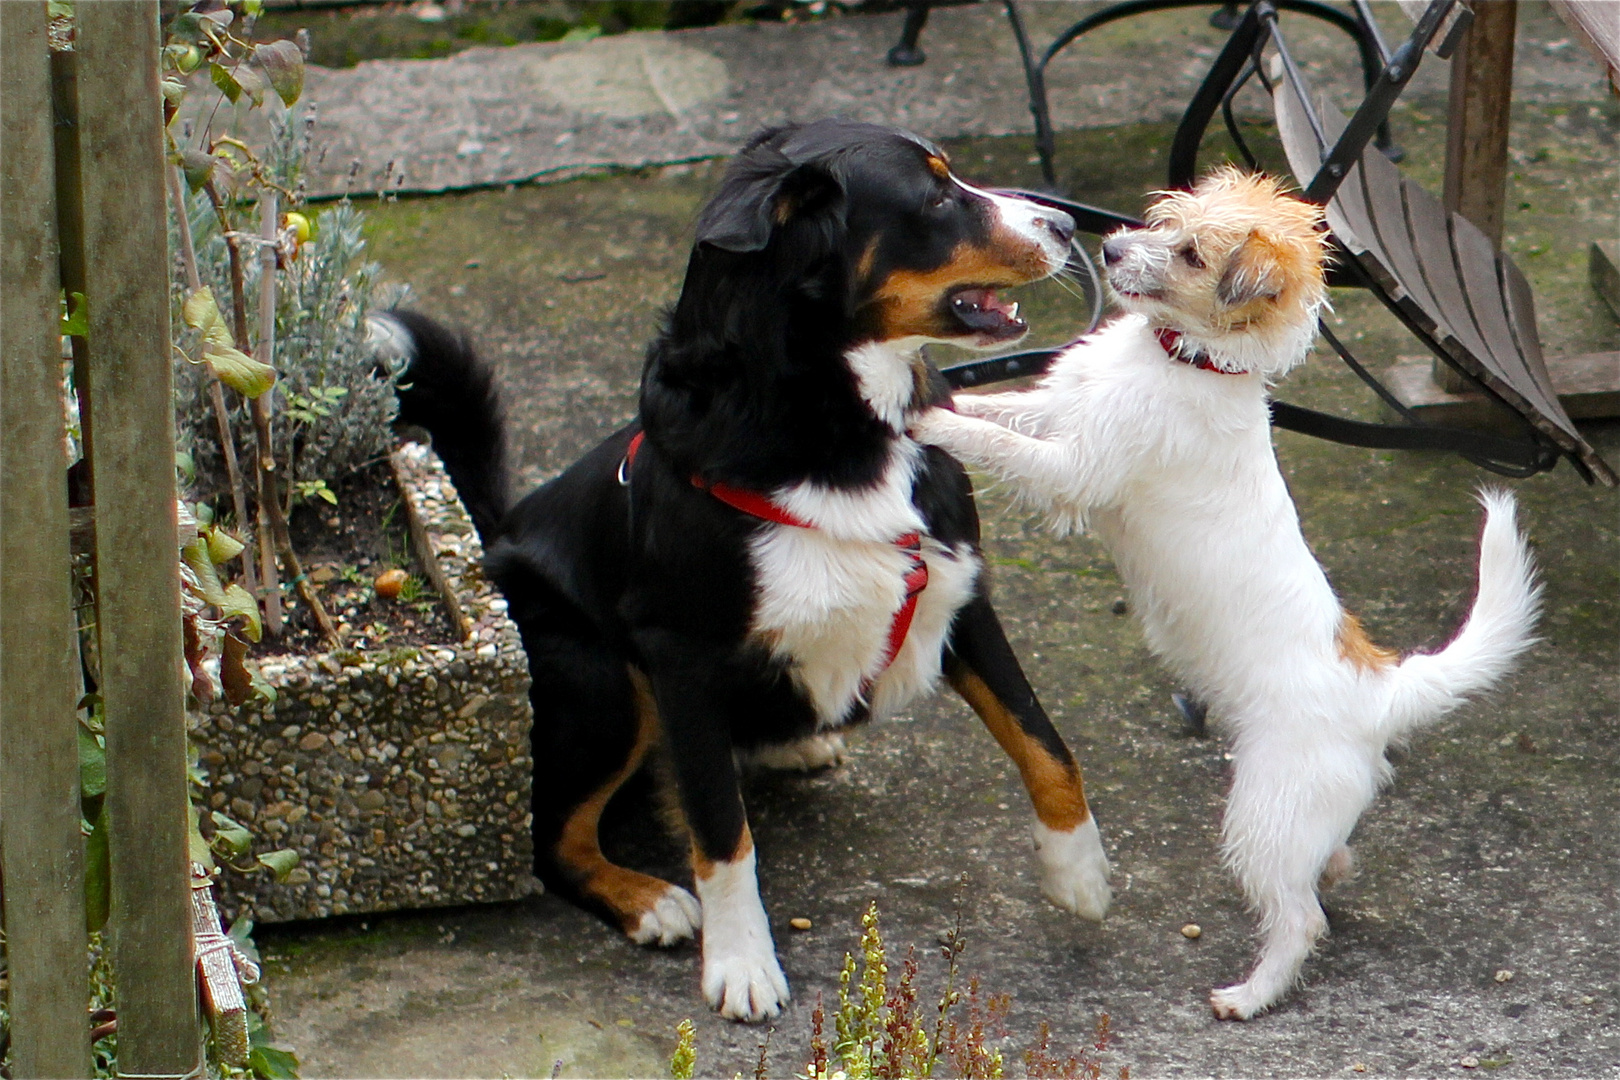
[[190, 1, 1606, 199]]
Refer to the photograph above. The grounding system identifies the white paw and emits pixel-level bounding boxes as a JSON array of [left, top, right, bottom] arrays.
[[702, 946, 790, 1023], [1033, 817, 1112, 921], [628, 885, 703, 946], [908, 407, 958, 447], [695, 845, 789, 1022], [741, 733, 847, 772], [1210, 981, 1271, 1021]]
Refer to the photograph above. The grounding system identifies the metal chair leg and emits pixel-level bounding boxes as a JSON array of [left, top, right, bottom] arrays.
[[887, 1, 931, 67]]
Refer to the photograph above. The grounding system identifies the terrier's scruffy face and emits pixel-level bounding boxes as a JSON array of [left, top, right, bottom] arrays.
[[1102, 169, 1328, 368]]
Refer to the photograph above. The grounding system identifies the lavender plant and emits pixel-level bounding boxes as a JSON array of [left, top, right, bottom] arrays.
[[172, 111, 409, 511]]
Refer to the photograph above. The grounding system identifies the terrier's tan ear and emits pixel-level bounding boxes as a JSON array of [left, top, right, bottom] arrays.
[[1216, 231, 1285, 308]]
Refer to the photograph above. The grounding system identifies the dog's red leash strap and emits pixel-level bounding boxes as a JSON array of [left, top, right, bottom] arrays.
[[699, 481, 815, 530], [623, 429, 929, 673], [878, 535, 929, 671]]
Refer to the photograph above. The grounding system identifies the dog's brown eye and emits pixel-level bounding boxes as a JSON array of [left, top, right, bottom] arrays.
[[929, 191, 950, 210], [1180, 244, 1205, 269]]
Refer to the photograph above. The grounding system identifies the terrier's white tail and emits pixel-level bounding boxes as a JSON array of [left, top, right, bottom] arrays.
[[1381, 489, 1541, 738]]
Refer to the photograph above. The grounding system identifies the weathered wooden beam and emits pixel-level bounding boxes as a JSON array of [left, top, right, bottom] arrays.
[[1591, 240, 1620, 324], [1443, 0, 1517, 244], [1391, 350, 1620, 425], [0, 4, 92, 1076], [72, 2, 201, 1075]]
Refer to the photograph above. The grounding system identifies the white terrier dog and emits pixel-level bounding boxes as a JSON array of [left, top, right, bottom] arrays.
[[913, 169, 1542, 1019]]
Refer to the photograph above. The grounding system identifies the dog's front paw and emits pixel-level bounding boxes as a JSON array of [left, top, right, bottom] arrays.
[[628, 885, 703, 947], [740, 733, 846, 772], [702, 947, 790, 1023], [1033, 817, 1112, 921], [1210, 981, 1272, 1021], [907, 406, 963, 448]]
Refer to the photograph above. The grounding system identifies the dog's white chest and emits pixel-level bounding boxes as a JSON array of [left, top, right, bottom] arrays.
[[747, 445, 979, 725]]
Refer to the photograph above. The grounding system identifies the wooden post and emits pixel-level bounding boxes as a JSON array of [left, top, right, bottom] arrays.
[[1443, 0, 1517, 244], [73, 3, 201, 1075], [0, 4, 93, 1077]]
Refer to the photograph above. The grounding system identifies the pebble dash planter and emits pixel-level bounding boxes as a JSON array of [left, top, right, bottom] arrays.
[[194, 441, 535, 923]]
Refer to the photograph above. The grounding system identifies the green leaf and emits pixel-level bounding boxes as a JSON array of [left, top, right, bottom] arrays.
[[60, 290, 89, 337], [168, 11, 207, 42], [190, 801, 216, 871], [180, 148, 218, 191], [183, 286, 230, 344], [211, 811, 253, 858], [162, 76, 189, 108], [253, 40, 305, 108], [233, 63, 269, 107], [48, 0, 73, 17], [207, 527, 245, 564], [249, 669, 279, 704], [210, 61, 242, 104], [317, 485, 338, 505], [175, 449, 196, 484], [561, 25, 602, 42], [256, 848, 300, 882], [78, 726, 107, 799], [183, 537, 229, 606], [249, 1043, 301, 1080], [181, 285, 277, 398], [208, 341, 278, 398], [221, 584, 263, 643], [85, 803, 111, 932]]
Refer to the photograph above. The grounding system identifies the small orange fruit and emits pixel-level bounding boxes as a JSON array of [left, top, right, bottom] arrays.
[[374, 568, 408, 599]]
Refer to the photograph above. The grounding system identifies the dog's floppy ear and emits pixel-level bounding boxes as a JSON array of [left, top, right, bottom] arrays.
[[1216, 230, 1286, 308], [696, 149, 845, 253]]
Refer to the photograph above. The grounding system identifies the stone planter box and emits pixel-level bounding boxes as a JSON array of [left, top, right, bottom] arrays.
[[193, 441, 535, 923]]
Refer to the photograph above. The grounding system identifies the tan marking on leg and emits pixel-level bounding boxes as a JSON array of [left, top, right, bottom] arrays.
[[692, 823, 754, 883], [1336, 612, 1397, 672], [950, 669, 1088, 831], [555, 666, 675, 931]]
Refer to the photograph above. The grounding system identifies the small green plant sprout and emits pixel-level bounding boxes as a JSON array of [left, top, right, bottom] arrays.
[[669, 1018, 697, 1080], [291, 478, 337, 506], [664, 891, 1127, 1080]]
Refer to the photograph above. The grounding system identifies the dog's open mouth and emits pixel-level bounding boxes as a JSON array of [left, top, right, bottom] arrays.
[[948, 287, 1025, 342]]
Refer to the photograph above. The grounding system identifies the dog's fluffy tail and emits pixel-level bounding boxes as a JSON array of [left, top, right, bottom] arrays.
[[372, 309, 511, 543], [1381, 489, 1541, 739]]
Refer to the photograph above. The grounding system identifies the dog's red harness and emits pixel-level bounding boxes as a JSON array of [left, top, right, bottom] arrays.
[[1155, 327, 1241, 374], [624, 430, 929, 674]]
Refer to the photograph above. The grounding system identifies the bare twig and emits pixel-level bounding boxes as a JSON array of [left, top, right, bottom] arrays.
[[170, 164, 259, 603], [207, 178, 285, 637], [205, 180, 340, 647]]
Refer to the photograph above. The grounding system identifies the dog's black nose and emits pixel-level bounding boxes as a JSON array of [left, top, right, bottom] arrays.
[[1039, 211, 1075, 247], [1101, 238, 1125, 266]]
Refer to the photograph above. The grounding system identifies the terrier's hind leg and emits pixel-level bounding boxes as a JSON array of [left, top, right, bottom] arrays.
[[1210, 884, 1327, 1020], [1212, 760, 1359, 1019]]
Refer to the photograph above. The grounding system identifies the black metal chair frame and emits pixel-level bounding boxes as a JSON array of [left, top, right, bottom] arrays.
[[928, 0, 1605, 483]]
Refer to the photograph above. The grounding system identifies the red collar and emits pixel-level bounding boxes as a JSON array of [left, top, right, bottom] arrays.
[[621, 430, 928, 677], [1154, 327, 1240, 374]]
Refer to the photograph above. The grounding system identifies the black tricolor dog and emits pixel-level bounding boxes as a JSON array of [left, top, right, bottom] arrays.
[[382, 120, 1112, 1021]]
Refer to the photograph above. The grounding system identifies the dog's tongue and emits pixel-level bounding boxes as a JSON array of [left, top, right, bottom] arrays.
[[950, 287, 1024, 339]]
